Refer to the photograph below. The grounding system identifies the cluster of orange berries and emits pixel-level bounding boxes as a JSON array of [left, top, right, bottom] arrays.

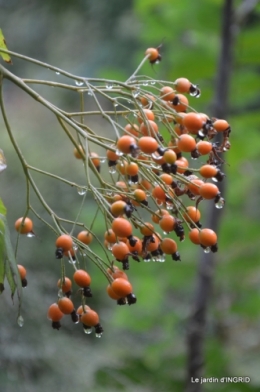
[[14, 46, 231, 335]]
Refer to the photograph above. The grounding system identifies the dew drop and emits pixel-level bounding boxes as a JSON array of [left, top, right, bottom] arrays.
[[150, 81, 156, 85], [133, 88, 140, 98], [95, 332, 103, 338], [109, 167, 116, 174], [100, 158, 106, 163], [88, 90, 93, 96], [166, 202, 174, 211], [144, 258, 151, 262], [113, 101, 119, 108], [203, 247, 211, 254], [17, 315, 24, 327], [115, 149, 124, 156], [55, 71, 60, 75], [163, 231, 169, 235], [143, 82, 149, 86], [75, 80, 84, 86], [215, 197, 225, 209], [27, 232, 35, 238], [57, 289, 63, 298], [212, 176, 218, 183], [106, 83, 113, 89], [77, 187, 87, 195], [83, 327, 92, 334], [0, 149, 7, 173]]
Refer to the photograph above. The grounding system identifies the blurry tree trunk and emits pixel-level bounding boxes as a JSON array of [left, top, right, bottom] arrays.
[[185, 0, 258, 390]]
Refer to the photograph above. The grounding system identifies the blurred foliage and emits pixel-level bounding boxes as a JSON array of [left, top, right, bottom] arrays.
[[0, 1, 260, 391]]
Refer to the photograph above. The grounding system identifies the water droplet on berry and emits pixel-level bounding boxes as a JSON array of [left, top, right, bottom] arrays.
[[165, 201, 174, 210], [75, 80, 84, 86], [17, 315, 24, 327], [100, 158, 106, 163], [215, 197, 225, 209], [26, 232, 35, 238], [203, 247, 211, 253], [95, 332, 103, 338]]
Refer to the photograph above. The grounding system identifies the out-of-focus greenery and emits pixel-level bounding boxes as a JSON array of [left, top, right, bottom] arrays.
[[0, 1, 260, 391]]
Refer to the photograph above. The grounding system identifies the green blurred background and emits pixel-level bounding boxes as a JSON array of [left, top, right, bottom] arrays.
[[1, 1, 260, 391]]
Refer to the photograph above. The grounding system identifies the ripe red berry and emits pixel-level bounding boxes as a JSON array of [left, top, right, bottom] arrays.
[[73, 269, 91, 287], [56, 234, 73, 251], [111, 278, 133, 297]]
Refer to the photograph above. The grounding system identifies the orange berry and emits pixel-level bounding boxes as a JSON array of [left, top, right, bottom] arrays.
[[80, 309, 99, 327], [106, 284, 121, 300], [58, 297, 74, 314], [146, 234, 161, 252], [106, 148, 120, 162], [213, 119, 229, 132], [160, 173, 174, 186], [107, 266, 128, 280], [175, 157, 189, 174], [183, 206, 201, 223], [152, 209, 169, 224], [116, 135, 136, 154], [57, 277, 72, 293], [152, 185, 166, 202], [196, 141, 212, 155], [140, 222, 154, 236], [163, 149, 177, 164], [111, 241, 129, 260], [126, 162, 139, 176], [104, 229, 117, 244], [76, 304, 91, 315], [171, 94, 189, 112], [73, 269, 91, 287], [111, 278, 133, 297], [145, 47, 161, 63], [73, 145, 85, 159], [89, 152, 100, 170], [56, 234, 73, 251], [47, 303, 64, 322], [111, 218, 132, 238], [199, 228, 217, 247], [199, 183, 219, 199], [189, 228, 200, 245], [133, 189, 147, 204], [188, 178, 205, 195], [160, 86, 176, 101], [110, 200, 127, 217], [124, 123, 140, 137], [126, 236, 143, 255], [17, 264, 26, 280], [160, 238, 178, 254], [15, 217, 33, 234], [174, 77, 191, 93], [199, 165, 218, 178], [77, 231, 93, 245], [140, 120, 158, 137], [137, 109, 155, 124], [177, 134, 196, 153], [183, 112, 204, 134], [159, 215, 176, 232], [138, 136, 159, 154]]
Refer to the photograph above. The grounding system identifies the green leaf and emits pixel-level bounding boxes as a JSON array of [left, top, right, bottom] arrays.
[[0, 28, 12, 64]]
